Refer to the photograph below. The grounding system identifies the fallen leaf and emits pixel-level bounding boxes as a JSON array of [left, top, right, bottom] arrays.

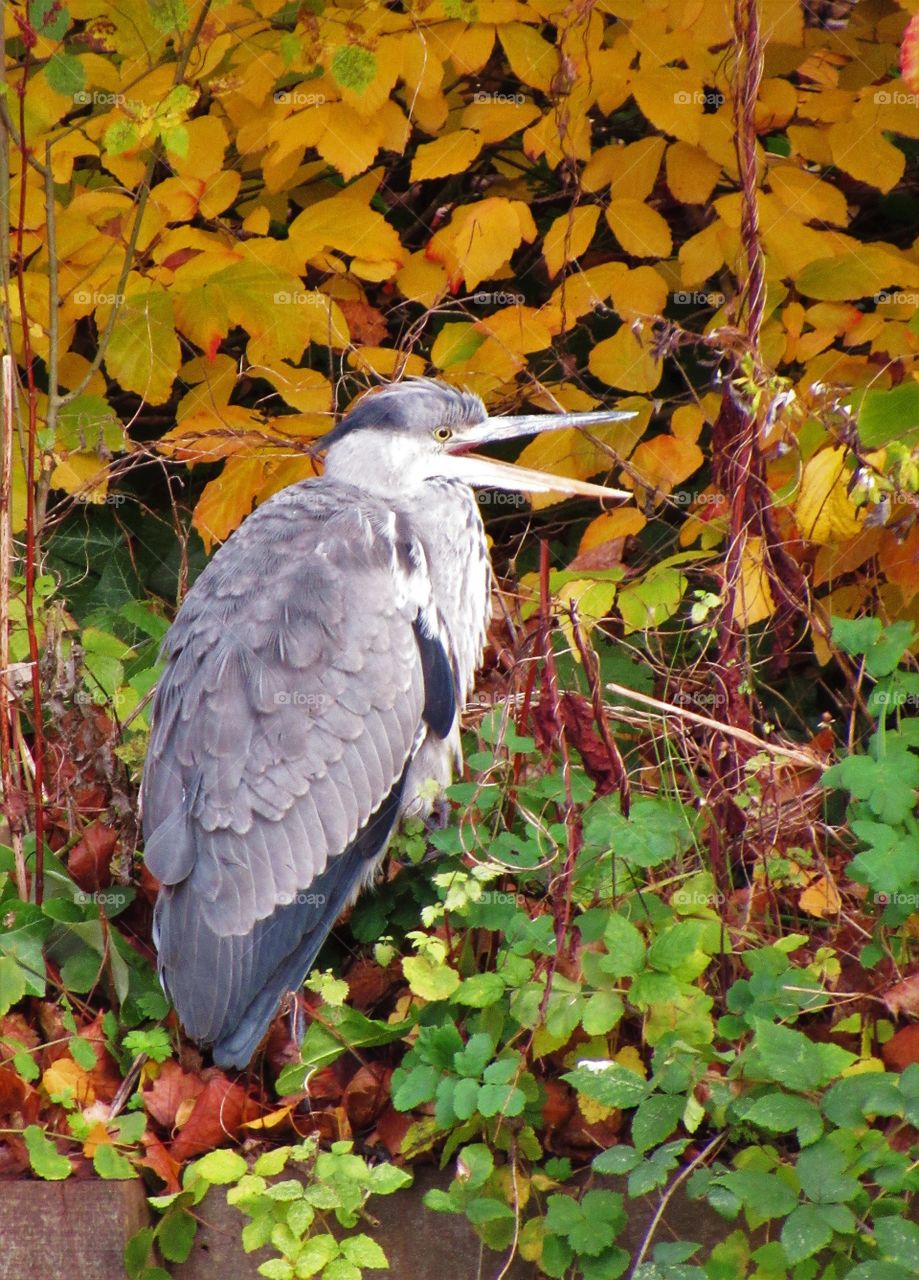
[[169, 1072, 259, 1162], [143, 1060, 206, 1130], [884, 973, 919, 1019], [882, 1024, 919, 1071]]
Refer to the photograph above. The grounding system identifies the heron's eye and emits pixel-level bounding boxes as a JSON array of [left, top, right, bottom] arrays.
[[433, 426, 453, 443]]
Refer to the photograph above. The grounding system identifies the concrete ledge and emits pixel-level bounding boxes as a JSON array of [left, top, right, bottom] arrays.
[[0, 1179, 150, 1280]]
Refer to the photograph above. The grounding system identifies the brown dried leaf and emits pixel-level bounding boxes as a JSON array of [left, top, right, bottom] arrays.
[[143, 1060, 206, 1130], [169, 1071, 259, 1162], [882, 1024, 919, 1072], [884, 972, 919, 1019], [342, 1063, 392, 1130]]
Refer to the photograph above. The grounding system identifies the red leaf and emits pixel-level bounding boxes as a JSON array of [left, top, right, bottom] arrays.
[[68, 822, 118, 891], [137, 1129, 182, 1192], [143, 1060, 206, 1130], [169, 1071, 259, 1162], [882, 1025, 919, 1072]]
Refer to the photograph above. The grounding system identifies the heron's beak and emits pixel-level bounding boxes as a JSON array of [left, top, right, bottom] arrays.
[[445, 406, 636, 499]]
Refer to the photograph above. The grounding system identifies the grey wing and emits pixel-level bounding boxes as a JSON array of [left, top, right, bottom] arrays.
[[141, 485, 454, 1067]]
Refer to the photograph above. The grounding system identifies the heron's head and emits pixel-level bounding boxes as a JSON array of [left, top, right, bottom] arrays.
[[320, 378, 635, 498]]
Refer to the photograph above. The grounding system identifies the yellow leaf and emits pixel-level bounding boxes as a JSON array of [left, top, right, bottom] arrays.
[[427, 197, 536, 291], [629, 434, 704, 494], [550, 263, 626, 325], [348, 347, 427, 377], [795, 448, 864, 544], [194, 456, 267, 550], [396, 251, 448, 307], [43, 1057, 94, 1106], [82, 1123, 113, 1159], [410, 129, 483, 181], [199, 169, 241, 219], [99, 282, 180, 406], [477, 305, 561, 353], [316, 104, 386, 181], [460, 99, 540, 143], [543, 206, 600, 277], [579, 508, 647, 554], [605, 199, 672, 259], [289, 196, 404, 275], [754, 79, 798, 130], [609, 266, 669, 322], [175, 354, 238, 420], [828, 117, 905, 193], [499, 23, 557, 92], [583, 136, 665, 201], [589, 325, 663, 392], [631, 68, 704, 144], [168, 115, 229, 180], [679, 223, 725, 287], [159, 406, 270, 463], [734, 536, 776, 627], [799, 874, 842, 919], [247, 363, 332, 414], [671, 405, 706, 443], [768, 164, 848, 226], [50, 452, 109, 499], [665, 141, 721, 205], [446, 24, 496, 74], [243, 1105, 296, 1130]]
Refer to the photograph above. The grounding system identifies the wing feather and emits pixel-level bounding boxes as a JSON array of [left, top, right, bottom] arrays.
[[143, 481, 441, 1060]]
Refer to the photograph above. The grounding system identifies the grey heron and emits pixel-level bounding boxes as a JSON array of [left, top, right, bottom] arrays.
[[142, 379, 633, 1068]]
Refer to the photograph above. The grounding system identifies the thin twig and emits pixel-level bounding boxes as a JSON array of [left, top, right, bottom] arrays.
[[603, 679, 829, 772], [628, 1132, 728, 1278]]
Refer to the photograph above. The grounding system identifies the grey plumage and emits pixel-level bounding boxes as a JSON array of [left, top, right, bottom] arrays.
[[142, 379, 634, 1067]]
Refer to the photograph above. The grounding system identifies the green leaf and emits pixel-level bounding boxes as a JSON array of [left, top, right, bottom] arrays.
[[562, 1063, 649, 1109], [744, 1019, 857, 1090], [124, 1227, 155, 1280], [24, 1125, 72, 1180], [367, 1163, 412, 1195], [340, 1234, 388, 1268], [795, 1138, 860, 1203], [873, 1218, 919, 1268], [0, 954, 28, 1015], [456, 1143, 494, 1188], [781, 1204, 834, 1263], [741, 1092, 823, 1146], [452, 972, 506, 1007], [28, 0, 70, 39], [593, 1146, 641, 1175], [402, 953, 461, 1001], [631, 1095, 684, 1153], [193, 1148, 247, 1184], [330, 45, 377, 92], [391, 1063, 441, 1111], [600, 912, 647, 978], [856, 382, 919, 448], [45, 52, 85, 98], [93, 1142, 137, 1180], [714, 1170, 797, 1221], [156, 1208, 196, 1262], [453, 1031, 495, 1078]]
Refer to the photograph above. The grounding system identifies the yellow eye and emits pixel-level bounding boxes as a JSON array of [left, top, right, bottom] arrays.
[[433, 426, 453, 443]]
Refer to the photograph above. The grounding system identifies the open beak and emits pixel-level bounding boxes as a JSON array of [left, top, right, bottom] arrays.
[[446, 406, 635, 499]]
